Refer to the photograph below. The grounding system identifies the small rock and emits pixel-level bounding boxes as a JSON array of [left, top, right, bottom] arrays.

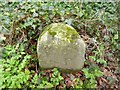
[[37, 23, 85, 71]]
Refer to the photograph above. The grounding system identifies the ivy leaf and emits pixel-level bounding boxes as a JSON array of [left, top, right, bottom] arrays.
[[32, 25, 36, 30], [114, 34, 118, 39], [49, 6, 54, 10], [65, 19, 72, 25], [30, 9, 35, 12], [25, 69, 30, 75], [79, 10, 83, 17], [4, 18, 10, 24], [20, 52, 26, 55], [32, 12, 38, 17]]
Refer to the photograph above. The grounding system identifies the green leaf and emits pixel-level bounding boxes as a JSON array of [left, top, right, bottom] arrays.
[[25, 69, 30, 75], [79, 10, 83, 17], [49, 6, 54, 10], [16, 82, 21, 88], [65, 19, 72, 25], [24, 55, 31, 60], [20, 52, 26, 55], [30, 9, 35, 12], [32, 25, 36, 29], [114, 34, 118, 39], [33, 12, 38, 17]]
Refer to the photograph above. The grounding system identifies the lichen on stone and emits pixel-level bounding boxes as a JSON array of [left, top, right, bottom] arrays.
[[39, 23, 80, 44]]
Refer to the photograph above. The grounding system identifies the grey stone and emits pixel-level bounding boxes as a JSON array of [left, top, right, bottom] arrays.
[[37, 23, 85, 71]]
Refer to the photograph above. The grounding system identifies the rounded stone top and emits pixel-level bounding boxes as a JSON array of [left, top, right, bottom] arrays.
[[38, 23, 81, 44]]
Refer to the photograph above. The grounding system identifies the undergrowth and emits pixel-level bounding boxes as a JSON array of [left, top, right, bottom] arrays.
[[0, 1, 119, 89]]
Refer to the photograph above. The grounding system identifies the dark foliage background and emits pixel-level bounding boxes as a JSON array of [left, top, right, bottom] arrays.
[[0, 1, 119, 89]]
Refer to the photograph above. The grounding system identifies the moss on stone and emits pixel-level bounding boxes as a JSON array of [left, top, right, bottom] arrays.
[[38, 23, 80, 43]]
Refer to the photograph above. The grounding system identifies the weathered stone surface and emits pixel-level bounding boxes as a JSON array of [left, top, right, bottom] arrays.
[[37, 23, 85, 71]]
